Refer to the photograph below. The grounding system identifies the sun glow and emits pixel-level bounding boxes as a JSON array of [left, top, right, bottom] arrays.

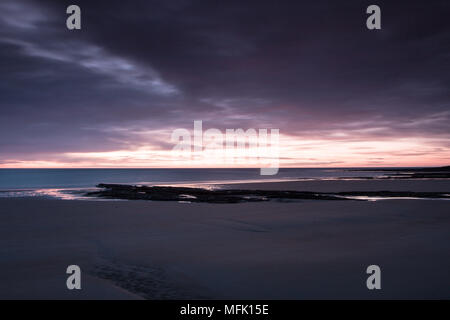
[[1, 134, 448, 168]]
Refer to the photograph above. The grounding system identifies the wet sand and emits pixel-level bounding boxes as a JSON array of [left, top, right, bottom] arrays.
[[1, 181, 449, 299], [222, 178, 450, 192]]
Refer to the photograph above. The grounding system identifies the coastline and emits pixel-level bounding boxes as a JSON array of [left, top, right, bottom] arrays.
[[1, 177, 450, 201], [1, 171, 449, 298]]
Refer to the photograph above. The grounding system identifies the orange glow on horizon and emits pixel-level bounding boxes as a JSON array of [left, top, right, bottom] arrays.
[[1, 134, 448, 168]]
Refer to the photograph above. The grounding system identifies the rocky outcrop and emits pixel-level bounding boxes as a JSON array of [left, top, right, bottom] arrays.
[[85, 184, 450, 203]]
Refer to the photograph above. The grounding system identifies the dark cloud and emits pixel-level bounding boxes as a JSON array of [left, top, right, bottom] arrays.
[[0, 0, 449, 165]]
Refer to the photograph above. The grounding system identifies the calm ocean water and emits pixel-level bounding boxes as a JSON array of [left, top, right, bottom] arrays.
[[0, 168, 389, 190]]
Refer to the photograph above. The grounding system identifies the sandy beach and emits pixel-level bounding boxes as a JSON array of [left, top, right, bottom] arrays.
[[1, 179, 449, 299]]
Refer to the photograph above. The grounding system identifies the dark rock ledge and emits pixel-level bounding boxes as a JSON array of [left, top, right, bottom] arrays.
[[85, 184, 450, 203], [348, 166, 450, 179]]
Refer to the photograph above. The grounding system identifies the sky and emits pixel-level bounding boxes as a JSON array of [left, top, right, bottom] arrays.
[[0, 0, 449, 168]]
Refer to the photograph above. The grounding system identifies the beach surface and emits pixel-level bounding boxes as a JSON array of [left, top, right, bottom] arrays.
[[0, 179, 449, 299], [222, 178, 450, 192]]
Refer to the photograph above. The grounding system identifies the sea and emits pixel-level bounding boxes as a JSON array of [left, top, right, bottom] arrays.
[[0, 168, 398, 200]]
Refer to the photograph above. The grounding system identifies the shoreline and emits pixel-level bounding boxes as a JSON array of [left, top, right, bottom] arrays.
[[1, 178, 450, 202]]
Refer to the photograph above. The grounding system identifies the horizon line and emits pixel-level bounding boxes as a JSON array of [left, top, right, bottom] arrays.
[[0, 165, 446, 170]]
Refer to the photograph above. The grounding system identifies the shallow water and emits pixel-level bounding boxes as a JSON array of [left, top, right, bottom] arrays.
[[0, 167, 436, 200], [0, 167, 395, 190]]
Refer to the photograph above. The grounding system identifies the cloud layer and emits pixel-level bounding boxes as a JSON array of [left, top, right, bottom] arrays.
[[1, 0, 449, 167]]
